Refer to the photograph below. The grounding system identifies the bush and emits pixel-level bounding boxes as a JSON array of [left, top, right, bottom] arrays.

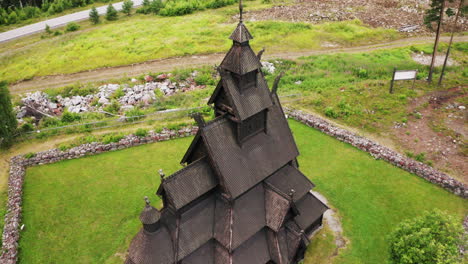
[[159, 0, 201, 16], [24, 152, 36, 159], [324, 107, 338, 118], [122, 0, 134, 15], [125, 108, 144, 122], [103, 100, 121, 114], [389, 210, 464, 264], [105, 3, 118, 21], [61, 111, 81, 123], [101, 133, 125, 144], [20, 123, 34, 133], [89, 6, 100, 24], [135, 128, 148, 137], [65, 22, 80, 32], [205, 0, 235, 9], [0, 81, 18, 148]]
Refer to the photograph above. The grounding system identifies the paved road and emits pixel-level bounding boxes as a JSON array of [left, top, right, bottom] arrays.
[[10, 35, 468, 94], [0, 0, 144, 43]]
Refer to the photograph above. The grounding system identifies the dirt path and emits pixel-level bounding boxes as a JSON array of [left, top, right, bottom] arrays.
[[10, 35, 468, 94]]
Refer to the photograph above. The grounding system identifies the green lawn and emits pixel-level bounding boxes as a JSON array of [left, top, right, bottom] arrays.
[[19, 120, 466, 264], [0, 1, 398, 83]]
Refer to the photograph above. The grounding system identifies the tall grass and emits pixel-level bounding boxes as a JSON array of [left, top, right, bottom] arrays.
[[0, 5, 398, 83]]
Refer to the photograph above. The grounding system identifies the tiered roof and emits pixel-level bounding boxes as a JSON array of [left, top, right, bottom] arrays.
[[125, 2, 327, 263]]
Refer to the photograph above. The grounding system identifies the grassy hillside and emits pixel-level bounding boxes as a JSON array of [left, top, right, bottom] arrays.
[[19, 120, 466, 264], [0, 1, 398, 84]]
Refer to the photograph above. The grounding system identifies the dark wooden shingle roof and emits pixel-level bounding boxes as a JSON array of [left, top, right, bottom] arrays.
[[232, 229, 271, 264], [229, 22, 253, 43], [201, 102, 299, 199], [265, 165, 315, 202], [294, 192, 328, 231], [127, 228, 174, 264], [162, 158, 218, 210], [216, 70, 273, 121], [220, 44, 262, 75]]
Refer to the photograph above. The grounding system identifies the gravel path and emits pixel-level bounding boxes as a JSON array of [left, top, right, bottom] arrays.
[[9, 35, 468, 94], [0, 0, 144, 43]]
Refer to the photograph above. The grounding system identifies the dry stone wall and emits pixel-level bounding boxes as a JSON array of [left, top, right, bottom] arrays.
[[0, 127, 197, 264], [2, 110, 467, 264], [286, 109, 467, 198]]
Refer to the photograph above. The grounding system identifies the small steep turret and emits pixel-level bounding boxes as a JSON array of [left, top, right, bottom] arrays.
[[139, 197, 161, 233]]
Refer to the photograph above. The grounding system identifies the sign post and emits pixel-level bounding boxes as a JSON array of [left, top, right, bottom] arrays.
[[390, 69, 418, 94]]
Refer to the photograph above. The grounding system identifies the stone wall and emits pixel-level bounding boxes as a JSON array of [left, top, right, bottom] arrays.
[[286, 109, 467, 198], [0, 127, 197, 264], [2, 111, 467, 263]]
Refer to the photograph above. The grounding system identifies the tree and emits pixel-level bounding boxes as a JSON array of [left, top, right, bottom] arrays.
[[105, 3, 118, 21], [89, 6, 99, 24], [389, 210, 465, 264], [122, 0, 133, 16], [0, 81, 18, 148], [424, 0, 456, 83], [439, 0, 465, 85], [7, 10, 18, 24]]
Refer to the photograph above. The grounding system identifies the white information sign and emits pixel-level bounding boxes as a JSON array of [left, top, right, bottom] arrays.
[[394, 70, 417, 81]]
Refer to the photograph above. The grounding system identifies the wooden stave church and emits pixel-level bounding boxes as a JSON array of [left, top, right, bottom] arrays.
[[125, 4, 328, 264]]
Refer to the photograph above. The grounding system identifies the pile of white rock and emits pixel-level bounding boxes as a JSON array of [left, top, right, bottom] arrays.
[[261, 61, 276, 74]]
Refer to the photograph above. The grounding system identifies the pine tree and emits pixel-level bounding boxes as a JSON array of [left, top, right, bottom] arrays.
[[105, 3, 118, 21], [424, 0, 456, 82], [89, 6, 99, 24], [0, 81, 17, 148], [122, 0, 133, 16]]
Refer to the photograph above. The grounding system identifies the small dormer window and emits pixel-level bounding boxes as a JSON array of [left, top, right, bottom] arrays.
[[232, 70, 257, 93], [238, 110, 266, 143]]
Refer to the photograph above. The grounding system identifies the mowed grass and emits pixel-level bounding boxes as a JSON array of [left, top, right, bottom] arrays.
[[20, 120, 466, 264], [0, 2, 398, 83]]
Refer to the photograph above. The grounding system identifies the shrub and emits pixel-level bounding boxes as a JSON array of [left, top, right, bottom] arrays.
[[159, 0, 201, 16], [7, 11, 18, 24], [205, 0, 235, 9], [0, 81, 18, 148], [65, 22, 80, 32], [324, 107, 338, 118], [111, 87, 125, 99], [414, 152, 426, 163], [105, 3, 118, 21], [89, 6, 100, 24], [389, 210, 464, 264], [125, 108, 144, 122], [20, 123, 34, 133], [103, 100, 121, 114], [61, 111, 81, 123], [102, 133, 125, 144], [24, 152, 36, 159], [135, 128, 148, 137], [122, 0, 134, 16], [45, 24, 53, 34]]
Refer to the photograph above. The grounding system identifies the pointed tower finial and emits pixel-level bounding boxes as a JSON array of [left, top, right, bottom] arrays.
[[289, 189, 296, 199], [144, 196, 150, 206], [159, 169, 165, 181], [239, 0, 243, 22]]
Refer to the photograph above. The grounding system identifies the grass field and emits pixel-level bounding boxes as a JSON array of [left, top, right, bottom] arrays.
[[19, 120, 467, 264], [0, 1, 398, 83]]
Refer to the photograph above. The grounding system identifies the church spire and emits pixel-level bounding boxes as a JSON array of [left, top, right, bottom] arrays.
[[229, 0, 253, 43], [239, 0, 243, 23]]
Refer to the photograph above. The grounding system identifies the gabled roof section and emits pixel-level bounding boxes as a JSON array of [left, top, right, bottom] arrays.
[[126, 227, 174, 264], [220, 43, 262, 75], [214, 184, 266, 251], [294, 192, 328, 231], [177, 195, 216, 260], [218, 70, 273, 121], [200, 102, 299, 199], [229, 22, 253, 43], [265, 165, 315, 202], [265, 186, 290, 232], [181, 240, 214, 264], [162, 158, 218, 210], [232, 229, 271, 264]]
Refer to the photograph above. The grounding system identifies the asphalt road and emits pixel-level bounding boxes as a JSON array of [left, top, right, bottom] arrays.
[[0, 0, 144, 43]]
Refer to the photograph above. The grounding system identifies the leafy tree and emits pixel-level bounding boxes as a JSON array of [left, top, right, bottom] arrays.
[[0, 81, 18, 148], [122, 0, 133, 16], [389, 210, 465, 264], [89, 6, 99, 24], [7, 10, 18, 24], [105, 3, 118, 21], [149, 0, 163, 14]]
